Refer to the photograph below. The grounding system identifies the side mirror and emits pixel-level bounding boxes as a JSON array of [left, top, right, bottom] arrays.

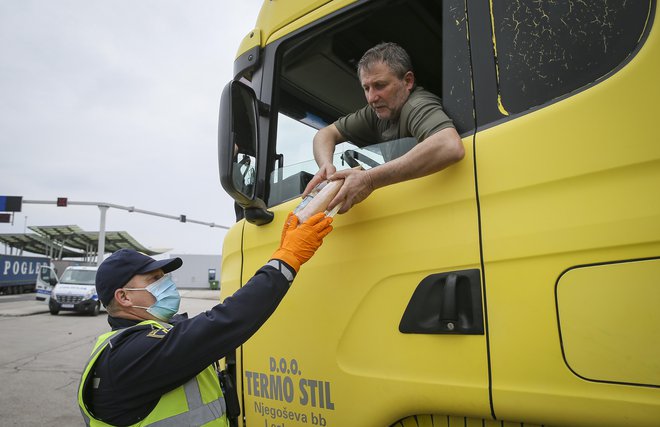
[[49, 277, 58, 286], [218, 80, 273, 225]]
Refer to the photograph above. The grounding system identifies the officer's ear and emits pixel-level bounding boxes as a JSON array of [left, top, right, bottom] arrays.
[[114, 288, 133, 307]]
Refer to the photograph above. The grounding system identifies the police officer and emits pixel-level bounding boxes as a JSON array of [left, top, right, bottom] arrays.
[[78, 212, 333, 427]]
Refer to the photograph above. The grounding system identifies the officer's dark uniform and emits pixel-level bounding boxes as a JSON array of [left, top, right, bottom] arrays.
[[82, 264, 293, 426]]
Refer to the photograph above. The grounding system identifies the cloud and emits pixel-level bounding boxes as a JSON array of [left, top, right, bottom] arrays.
[[0, 0, 263, 256]]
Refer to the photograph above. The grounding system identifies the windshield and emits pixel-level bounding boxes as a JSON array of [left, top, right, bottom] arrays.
[[60, 269, 97, 285]]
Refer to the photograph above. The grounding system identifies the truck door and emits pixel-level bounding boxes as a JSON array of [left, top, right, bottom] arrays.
[[36, 265, 58, 303], [229, 1, 491, 425], [471, 2, 660, 425]]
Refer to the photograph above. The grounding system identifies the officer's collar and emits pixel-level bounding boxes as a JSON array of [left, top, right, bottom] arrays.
[[108, 315, 141, 331], [107, 313, 189, 330]]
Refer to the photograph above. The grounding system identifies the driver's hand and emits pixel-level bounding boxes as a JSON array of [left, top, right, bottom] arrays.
[[328, 168, 375, 214], [303, 163, 336, 197]]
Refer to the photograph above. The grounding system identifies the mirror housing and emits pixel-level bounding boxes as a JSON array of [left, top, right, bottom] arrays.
[[218, 80, 273, 225]]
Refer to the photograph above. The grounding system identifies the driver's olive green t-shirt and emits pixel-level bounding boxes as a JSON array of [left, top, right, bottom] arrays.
[[334, 86, 454, 147]]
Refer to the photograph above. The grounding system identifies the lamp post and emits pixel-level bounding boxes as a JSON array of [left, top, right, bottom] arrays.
[[97, 206, 108, 266], [19, 199, 230, 262]]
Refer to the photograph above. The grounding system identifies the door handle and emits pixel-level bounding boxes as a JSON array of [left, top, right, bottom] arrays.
[[441, 273, 458, 327], [399, 269, 484, 335]]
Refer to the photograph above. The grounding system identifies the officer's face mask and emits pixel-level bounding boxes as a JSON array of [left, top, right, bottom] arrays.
[[124, 275, 181, 322]]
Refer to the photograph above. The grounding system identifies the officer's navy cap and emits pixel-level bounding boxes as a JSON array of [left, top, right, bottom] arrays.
[[96, 249, 182, 306]]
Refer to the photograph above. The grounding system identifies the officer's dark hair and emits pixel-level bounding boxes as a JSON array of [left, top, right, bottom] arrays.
[[357, 42, 413, 80]]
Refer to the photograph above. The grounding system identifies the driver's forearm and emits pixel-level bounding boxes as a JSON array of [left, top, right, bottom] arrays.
[[313, 125, 344, 167], [365, 129, 464, 189]]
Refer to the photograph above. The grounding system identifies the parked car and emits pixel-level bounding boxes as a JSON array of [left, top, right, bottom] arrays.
[[49, 266, 102, 316]]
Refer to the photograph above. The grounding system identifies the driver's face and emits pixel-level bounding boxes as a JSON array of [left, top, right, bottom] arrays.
[[359, 61, 414, 121]]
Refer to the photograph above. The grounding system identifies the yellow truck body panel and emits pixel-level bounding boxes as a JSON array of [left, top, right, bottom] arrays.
[[219, 1, 660, 425]]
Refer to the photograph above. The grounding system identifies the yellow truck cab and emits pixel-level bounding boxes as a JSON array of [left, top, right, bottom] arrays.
[[217, 1, 660, 426]]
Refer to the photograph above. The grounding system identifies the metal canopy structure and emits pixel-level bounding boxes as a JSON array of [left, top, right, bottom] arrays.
[[0, 225, 167, 259], [0, 233, 83, 258], [28, 225, 166, 256]]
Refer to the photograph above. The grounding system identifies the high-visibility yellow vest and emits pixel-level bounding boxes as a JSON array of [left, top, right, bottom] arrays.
[[78, 320, 228, 427]]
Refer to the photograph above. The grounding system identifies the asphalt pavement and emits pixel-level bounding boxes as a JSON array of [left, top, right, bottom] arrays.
[[0, 289, 222, 317], [0, 289, 223, 426]]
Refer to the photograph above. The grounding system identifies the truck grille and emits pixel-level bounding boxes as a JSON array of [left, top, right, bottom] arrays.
[[56, 295, 84, 304]]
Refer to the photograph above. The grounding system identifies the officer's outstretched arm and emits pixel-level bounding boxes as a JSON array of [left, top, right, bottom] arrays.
[[271, 212, 333, 273]]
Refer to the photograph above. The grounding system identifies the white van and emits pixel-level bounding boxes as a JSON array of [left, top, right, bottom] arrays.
[[49, 266, 102, 316]]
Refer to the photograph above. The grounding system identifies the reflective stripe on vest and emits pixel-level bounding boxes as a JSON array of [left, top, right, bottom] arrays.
[[146, 378, 227, 427], [79, 321, 228, 427]]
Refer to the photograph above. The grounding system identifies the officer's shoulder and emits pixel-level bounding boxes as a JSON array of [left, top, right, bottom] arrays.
[[141, 321, 173, 339], [144, 326, 169, 339], [111, 323, 169, 345]]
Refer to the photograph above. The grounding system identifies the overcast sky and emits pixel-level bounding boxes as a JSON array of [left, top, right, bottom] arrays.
[[1, 0, 263, 257]]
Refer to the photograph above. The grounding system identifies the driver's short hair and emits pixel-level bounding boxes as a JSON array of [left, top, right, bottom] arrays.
[[357, 42, 413, 80]]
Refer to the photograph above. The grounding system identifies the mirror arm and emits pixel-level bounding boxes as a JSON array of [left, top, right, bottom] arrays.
[[245, 207, 275, 225], [257, 100, 270, 115]]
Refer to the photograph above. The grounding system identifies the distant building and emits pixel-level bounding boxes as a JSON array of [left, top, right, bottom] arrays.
[[169, 254, 221, 289]]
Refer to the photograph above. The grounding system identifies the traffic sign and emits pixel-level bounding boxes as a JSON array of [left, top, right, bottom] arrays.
[[0, 196, 22, 212]]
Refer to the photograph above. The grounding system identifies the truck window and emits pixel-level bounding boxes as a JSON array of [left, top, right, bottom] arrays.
[[267, 0, 472, 207], [492, 1, 652, 115], [269, 113, 386, 207]]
